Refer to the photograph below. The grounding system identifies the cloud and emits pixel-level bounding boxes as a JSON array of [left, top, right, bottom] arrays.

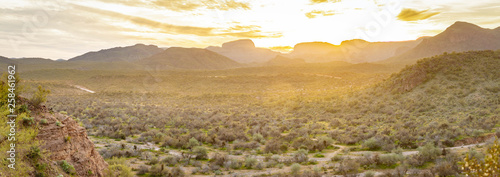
[[72, 4, 279, 38], [99, 0, 250, 11], [268, 46, 293, 52], [397, 8, 440, 21], [216, 25, 282, 38], [310, 0, 341, 4], [305, 10, 336, 19]]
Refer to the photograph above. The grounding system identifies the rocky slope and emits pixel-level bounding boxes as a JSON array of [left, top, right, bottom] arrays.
[[34, 106, 108, 176]]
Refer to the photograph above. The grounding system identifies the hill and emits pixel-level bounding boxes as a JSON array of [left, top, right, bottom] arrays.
[[314, 50, 500, 147], [286, 39, 422, 63], [383, 22, 500, 65], [69, 44, 164, 62], [206, 39, 279, 63], [140, 47, 242, 70], [13, 58, 55, 64], [384, 50, 500, 93]]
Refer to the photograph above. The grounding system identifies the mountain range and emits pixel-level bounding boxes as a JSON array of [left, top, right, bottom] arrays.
[[68, 43, 164, 62], [382, 21, 500, 65], [140, 47, 242, 70], [2, 21, 500, 70]]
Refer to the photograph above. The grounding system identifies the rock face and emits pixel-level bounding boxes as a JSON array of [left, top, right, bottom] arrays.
[[35, 109, 107, 177], [206, 39, 280, 63]]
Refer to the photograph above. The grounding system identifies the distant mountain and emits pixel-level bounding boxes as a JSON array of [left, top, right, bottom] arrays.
[[287, 42, 343, 63], [68, 44, 164, 62], [140, 47, 242, 70], [383, 21, 500, 65], [14, 57, 55, 64], [206, 39, 279, 63], [0, 56, 15, 64], [286, 39, 422, 63], [265, 56, 305, 66]]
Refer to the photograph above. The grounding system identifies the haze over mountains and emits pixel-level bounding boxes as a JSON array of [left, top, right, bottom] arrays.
[[2, 21, 500, 70]]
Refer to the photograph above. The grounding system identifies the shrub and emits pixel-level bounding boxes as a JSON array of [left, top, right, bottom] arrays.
[[59, 160, 75, 175], [244, 157, 258, 169], [162, 155, 179, 166], [313, 153, 324, 158], [290, 163, 301, 175], [40, 119, 48, 125], [56, 121, 61, 126], [264, 139, 282, 154], [31, 85, 50, 108], [365, 171, 375, 177], [106, 164, 133, 177], [136, 165, 149, 175], [418, 143, 441, 162], [210, 152, 228, 166], [27, 146, 41, 161], [149, 164, 169, 177], [332, 155, 343, 162], [187, 137, 200, 149], [362, 137, 382, 150], [22, 117, 35, 127], [378, 153, 404, 167], [293, 149, 309, 163], [170, 166, 185, 177], [338, 158, 359, 176], [64, 136, 71, 143], [192, 146, 208, 160]]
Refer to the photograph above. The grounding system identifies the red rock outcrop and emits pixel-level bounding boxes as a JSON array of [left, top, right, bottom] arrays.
[[34, 107, 108, 177]]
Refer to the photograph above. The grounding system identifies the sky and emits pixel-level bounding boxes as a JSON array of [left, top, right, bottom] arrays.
[[1, 0, 500, 59]]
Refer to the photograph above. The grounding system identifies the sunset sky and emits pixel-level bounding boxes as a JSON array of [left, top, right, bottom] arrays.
[[1, 0, 500, 59]]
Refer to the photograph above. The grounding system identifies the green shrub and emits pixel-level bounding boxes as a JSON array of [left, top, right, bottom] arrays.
[[64, 136, 71, 143], [192, 146, 208, 160], [27, 146, 41, 160], [290, 163, 301, 175], [106, 164, 134, 177], [40, 119, 48, 125], [59, 160, 75, 175], [22, 117, 35, 127], [365, 171, 375, 177], [418, 143, 441, 162], [31, 85, 50, 108], [245, 157, 258, 169], [362, 137, 381, 150], [313, 153, 324, 158]]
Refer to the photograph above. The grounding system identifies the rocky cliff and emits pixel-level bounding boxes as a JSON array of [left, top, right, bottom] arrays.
[[34, 106, 108, 176]]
